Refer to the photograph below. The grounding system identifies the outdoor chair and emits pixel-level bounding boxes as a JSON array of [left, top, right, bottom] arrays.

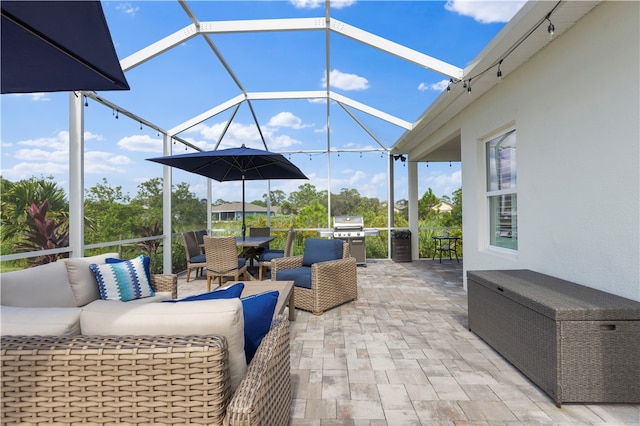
[[203, 235, 251, 291], [258, 229, 295, 281], [271, 237, 357, 315], [248, 226, 271, 266], [194, 229, 207, 253], [181, 231, 206, 282]]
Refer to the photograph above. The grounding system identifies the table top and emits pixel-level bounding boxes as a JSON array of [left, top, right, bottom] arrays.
[[236, 236, 275, 247], [433, 235, 459, 240]]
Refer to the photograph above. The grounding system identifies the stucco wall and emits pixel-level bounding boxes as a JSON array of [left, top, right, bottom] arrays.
[[456, 2, 639, 300]]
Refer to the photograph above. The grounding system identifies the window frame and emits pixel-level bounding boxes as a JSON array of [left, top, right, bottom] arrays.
[[484, 128, 517, 252]]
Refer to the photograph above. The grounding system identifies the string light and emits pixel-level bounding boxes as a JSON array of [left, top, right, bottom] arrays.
[[467, 78, 472, 95], [115, 110, 119, 119], [84, 96, 88, 107], [446, 78, 453, 92], [546, 13, 555, 39], [140, 122, 143, 130], [497, 60, 503, 82]]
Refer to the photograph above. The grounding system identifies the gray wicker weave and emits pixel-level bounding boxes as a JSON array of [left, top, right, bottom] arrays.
[[271, 240, 357, 315], [1, 315, 291, 425], [467, 269, 640, 406]]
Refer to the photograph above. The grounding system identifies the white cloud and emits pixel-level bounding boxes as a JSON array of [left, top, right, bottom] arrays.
[[267, 112, 311, 129], [116, 2, 140, 16], [444, 0, 526, 24], [0, 162, 68, 180], [424, 169, 462, 197], [418, 79, 449, 92], [290, 0, 355, 9], [85, 151, 130, 174], [323, 69, 369, 91], [117, 134, 162, 153], [184, 120, 303, 151], [10, 92, 50, 101]]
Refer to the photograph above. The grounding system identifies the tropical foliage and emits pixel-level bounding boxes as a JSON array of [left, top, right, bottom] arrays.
[[0, 176, 461, 272]]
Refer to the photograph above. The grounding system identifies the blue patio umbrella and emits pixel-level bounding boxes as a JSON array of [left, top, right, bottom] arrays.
[[1, 1, 129, 94], [148, 144, 308, 238]]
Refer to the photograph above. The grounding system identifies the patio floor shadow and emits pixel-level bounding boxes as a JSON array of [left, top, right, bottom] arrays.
[[177, 259, 640, 425]]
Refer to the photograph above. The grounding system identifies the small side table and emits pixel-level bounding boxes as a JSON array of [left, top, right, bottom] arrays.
[[432, 235, 460, 263]]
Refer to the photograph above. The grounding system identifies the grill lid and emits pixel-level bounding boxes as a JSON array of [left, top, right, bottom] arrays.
[[333, 216, 364, 230]]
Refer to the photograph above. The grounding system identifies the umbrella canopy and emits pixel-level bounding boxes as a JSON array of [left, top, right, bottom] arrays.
[[1, 1, 130, 94], [148, 145, 308, 237]]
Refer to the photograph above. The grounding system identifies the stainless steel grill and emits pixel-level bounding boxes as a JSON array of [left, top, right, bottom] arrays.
[[333, 216, 366, 265]]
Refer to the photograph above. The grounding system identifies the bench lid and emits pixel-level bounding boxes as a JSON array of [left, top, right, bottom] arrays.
[[467, 270, 640, 321]]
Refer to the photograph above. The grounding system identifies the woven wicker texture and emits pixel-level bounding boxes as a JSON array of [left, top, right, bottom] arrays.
[[468, 270, 640, 405], [225, 315, 291, 425], [271, 240, 357, 315], [1, 334, 230, 424], [204, 236, 249, 292], [182, 231, 207, 282], [150, 273, 178, 299]]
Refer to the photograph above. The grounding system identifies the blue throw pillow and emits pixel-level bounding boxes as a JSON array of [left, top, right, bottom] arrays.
[[241, 290, 279, 363], [90, 255, 155, 301], [163, 282, 245, 303], [106, 255, 152, 285], [302, 238, 344, 266]]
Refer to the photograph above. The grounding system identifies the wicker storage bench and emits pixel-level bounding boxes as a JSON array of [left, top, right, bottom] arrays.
[[467, 269, 640, 406]]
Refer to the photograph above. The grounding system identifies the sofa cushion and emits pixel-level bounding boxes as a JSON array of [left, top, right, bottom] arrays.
[[60, 252, 119, 306], [163, 282, 245, 303], [1, 306, 81, 335], [90, 255, 155, 302], [302, 238, 343, 266], [80, 298, 247, 390], [0, 262, 77, 307], [241, 290, 279, 363], [276, 267, 312, 289]]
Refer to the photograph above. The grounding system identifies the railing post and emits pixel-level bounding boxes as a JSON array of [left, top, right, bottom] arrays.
[[163, 134, 172, 274], [69, 92, 84, 258]]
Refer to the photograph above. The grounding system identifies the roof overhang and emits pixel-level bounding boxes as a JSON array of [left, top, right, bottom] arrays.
[[391, 0, 601, 163]]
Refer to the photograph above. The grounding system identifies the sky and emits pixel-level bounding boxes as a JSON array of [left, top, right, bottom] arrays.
[[0, 0, 526, 206]]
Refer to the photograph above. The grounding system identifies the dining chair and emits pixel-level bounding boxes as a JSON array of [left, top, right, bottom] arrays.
[[258, 229, 295, 281], [194, 229, 207, 253], [248, 226, 271, 266], [203, 235, 251, 291], [181, 231, 206, 282]]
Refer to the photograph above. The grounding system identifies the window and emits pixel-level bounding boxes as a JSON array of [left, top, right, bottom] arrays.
[[486, 129, 517, 250]]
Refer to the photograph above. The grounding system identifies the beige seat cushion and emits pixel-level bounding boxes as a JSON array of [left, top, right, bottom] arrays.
[[0, 262, 77, 307], [59, 253, 119, 306], [1, 306, 81, 336], [80, 298, 247, 390]]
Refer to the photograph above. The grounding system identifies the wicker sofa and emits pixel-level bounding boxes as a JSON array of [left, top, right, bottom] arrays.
[[1, 254, 291, 425]]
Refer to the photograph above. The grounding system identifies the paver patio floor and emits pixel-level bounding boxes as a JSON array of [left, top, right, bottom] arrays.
[[178, 259, 639, 425]]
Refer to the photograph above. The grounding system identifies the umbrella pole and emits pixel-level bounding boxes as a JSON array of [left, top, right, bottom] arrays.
[[242, 177, 246, 240]]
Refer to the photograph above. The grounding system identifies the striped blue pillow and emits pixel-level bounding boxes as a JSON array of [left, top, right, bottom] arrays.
[[90, 255, 155, 301]]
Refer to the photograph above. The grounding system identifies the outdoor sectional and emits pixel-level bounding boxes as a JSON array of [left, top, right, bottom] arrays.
[[0, 254, 291, 425]]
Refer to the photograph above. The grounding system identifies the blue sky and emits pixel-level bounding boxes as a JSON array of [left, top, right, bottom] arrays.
[[0, 0, 525, 205]]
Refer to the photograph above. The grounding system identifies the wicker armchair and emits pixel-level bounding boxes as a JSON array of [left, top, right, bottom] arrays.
[[271, 238, 357, 315], [1, 315, 291, 425]]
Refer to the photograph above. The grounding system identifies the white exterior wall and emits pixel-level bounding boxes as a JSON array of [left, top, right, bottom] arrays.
[[449, 2, 638, 300]]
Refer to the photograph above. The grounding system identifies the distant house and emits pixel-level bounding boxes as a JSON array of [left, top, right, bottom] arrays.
[[211, 202, 278, 221], [432, 201, 453, 213]]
